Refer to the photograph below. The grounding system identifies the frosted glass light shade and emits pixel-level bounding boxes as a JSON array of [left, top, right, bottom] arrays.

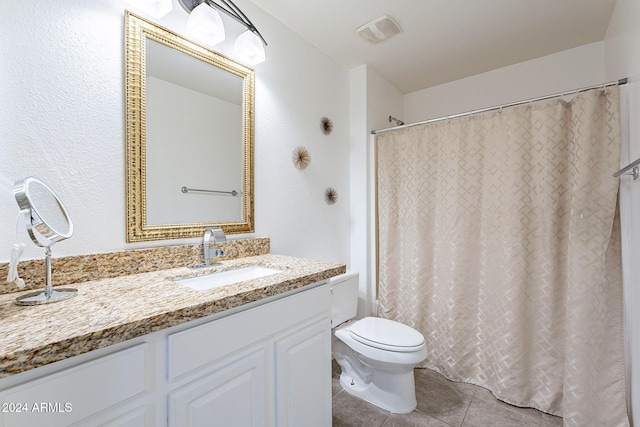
[[186, 3, 225, 47], [125, 0, 173, 19], [233, 30, 265, 66]]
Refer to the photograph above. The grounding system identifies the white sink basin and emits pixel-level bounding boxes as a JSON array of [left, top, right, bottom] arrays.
[[175, 265, 283, 291]]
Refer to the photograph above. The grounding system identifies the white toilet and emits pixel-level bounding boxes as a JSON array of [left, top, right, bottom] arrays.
[[330, 272, 427, 414]]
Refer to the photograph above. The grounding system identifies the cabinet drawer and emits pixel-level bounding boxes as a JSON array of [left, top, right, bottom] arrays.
[[0, 344, 148, 427], [168, 283, 329, 381]]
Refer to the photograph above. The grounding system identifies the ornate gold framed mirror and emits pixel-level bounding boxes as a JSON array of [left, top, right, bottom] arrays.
[[124, 11, 254, 242]]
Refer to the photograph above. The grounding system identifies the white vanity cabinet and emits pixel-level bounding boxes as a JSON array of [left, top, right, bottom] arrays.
[[0, 282, 332, 427], [168, 348, 268, 427], [0, 344, 153, 427], [274, 317, 332, 426], [166, 283, 332, 427]]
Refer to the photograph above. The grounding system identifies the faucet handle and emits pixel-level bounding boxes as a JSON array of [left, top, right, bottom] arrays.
[[211, 227, 227, 243]]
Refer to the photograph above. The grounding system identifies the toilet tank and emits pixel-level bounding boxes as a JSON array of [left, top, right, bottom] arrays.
[[329, 271, 359, 328]]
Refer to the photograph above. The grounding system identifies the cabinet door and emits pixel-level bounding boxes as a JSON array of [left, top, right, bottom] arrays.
[[274, 317, 331, 427], [0, 344, 148, 427], [168, 349, 267, 427]]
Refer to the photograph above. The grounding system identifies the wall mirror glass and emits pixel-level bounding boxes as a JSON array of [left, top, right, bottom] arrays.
[[124, 11, 254, 242]]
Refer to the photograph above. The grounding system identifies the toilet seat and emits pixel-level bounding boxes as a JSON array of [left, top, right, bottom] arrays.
[[349, 317, 425, 352]]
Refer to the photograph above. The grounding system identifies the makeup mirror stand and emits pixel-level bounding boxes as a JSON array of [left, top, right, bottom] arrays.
[[42, 246, 55, 299], [15, 243, 78, 306], [13, 177, 78, 306]]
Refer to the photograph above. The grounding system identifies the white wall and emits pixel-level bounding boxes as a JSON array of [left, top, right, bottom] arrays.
[[349, 65, 369, 316], [604, 0, 640, 422], [350, 66, 403, 317], [404, 42, 606, 122], [0, 0, 350, 265]]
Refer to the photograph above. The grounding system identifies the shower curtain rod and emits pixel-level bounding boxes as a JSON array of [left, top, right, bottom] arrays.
[[371, 78, 628, 135]]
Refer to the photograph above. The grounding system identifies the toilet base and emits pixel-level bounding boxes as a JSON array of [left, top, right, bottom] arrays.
[[338, 365, 418, 414], [332, 319, 426, 414]]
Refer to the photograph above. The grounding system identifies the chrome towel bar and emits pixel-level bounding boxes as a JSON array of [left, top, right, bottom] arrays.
[[181, 186, 240, 196], [613, 157, 640, 180]]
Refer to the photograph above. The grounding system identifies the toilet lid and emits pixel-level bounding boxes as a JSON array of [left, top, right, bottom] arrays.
[[349, 317, 425, 352]]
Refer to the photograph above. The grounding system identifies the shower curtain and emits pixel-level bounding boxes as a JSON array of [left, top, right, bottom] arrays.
[[376, 87, 628, 426]]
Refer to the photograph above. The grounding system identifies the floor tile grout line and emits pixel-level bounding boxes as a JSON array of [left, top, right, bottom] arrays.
[[379, 413, 391, 427], [414, 408, 458, 427], [332, 368, 562, 426], [458, 395, 474, 427], [418, 369, 551, 425]]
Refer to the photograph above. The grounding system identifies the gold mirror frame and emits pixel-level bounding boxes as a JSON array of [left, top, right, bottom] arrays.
[[124, 11, 254, 242]]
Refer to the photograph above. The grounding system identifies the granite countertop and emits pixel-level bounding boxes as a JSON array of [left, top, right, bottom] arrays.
[[0, 254, 346, 379]]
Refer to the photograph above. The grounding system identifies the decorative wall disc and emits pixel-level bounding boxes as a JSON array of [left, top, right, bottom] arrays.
[[321, 117, 333, 135], [325, 187, 338, 205], [292, 146, 311, 170]]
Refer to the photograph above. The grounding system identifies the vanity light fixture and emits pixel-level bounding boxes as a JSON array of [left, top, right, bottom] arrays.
[[179, 0, 267, 65], [186, 2, 226, 46], [124, 0, 173, 19], [233, 29, 265, 66]]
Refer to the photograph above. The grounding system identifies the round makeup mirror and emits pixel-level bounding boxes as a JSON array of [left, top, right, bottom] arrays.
[[13, 177, 77, 305], [15, 177, 74, 247]]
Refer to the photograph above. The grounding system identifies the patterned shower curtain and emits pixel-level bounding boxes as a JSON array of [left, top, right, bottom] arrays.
[[376, 87, 628, 426]]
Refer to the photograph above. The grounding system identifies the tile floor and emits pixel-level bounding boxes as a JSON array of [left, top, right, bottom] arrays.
[[332, 367, 563, 427]]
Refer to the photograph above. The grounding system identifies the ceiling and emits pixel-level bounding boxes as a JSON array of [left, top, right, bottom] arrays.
[[249, 0, 618, 94]]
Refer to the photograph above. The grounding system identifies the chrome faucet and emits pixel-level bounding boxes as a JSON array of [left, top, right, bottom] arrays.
[[203, 227, 227, 266]]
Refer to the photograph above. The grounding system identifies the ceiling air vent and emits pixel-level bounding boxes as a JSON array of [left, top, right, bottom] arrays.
[[356, 15, 402, 44]]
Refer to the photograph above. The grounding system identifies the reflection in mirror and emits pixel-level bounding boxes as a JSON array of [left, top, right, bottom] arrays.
[[145, 39, 244, 224], [27, 180, 72, 240], [13, 177, 77, 305], [125, 11, 254, 242], [14, 177, 73, 247]]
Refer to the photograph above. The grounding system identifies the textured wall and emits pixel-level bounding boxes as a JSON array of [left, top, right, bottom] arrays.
[[0, 1, 125, 261], [0, 0, 350, 265]]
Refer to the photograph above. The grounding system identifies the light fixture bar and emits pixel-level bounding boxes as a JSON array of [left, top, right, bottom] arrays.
[[178, 0, 267, 46]]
